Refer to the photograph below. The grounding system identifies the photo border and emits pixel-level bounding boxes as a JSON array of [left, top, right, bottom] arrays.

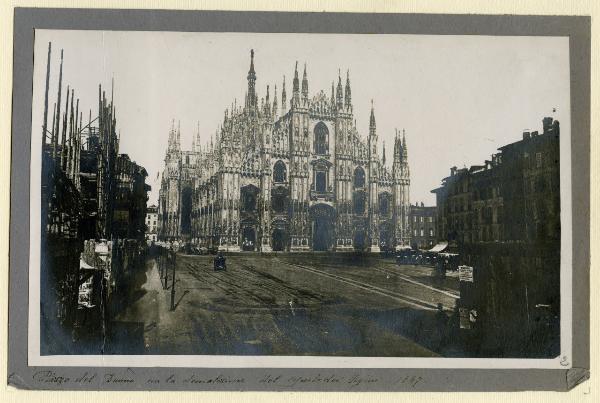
[[8, 8, 590, 391]]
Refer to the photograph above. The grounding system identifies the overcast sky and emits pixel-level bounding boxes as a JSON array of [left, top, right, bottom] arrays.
[[32, 30, 570, 206]]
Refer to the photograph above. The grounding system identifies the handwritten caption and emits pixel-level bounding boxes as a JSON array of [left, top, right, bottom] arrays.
[[31, 370, 424, 389]]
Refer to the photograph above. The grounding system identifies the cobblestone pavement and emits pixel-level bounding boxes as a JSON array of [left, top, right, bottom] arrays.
[[113, 253, 460, 356]]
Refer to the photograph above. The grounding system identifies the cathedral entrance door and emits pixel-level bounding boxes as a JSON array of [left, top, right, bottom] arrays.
[[272, 229, 287, 251], [353, 230, 367, 251], [242, 227, 256, 251], [310, 204, 335, 252], [313, 216, 330, 251]]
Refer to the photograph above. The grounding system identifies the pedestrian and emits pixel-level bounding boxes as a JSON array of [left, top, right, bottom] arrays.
[[214, 251, 226, 271], [446, 305, 460, 348], [435, 303, 448, 349]]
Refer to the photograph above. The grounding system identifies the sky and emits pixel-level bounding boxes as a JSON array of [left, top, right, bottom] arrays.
[[31, 31, 570, 206]]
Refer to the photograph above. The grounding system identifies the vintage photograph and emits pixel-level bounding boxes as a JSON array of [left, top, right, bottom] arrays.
[[31, 30, 570, 362]]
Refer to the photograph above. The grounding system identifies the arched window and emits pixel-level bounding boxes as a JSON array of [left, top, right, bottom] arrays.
[[354, 167, 365, 188], [353, 191, 366, 215], [314, 122, 329, 155], [315, 170, 327, 192], [273, 160, 287, 183], [379, 193, 390, 216], [243, 192, 256, 212], [241, 186, 258, 212], [272, 195, 286, 213]]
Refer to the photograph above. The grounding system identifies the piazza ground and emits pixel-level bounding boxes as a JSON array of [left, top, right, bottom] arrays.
[[108, 253, 462, 357]]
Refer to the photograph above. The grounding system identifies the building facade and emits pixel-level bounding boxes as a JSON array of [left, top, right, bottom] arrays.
[[145, 204, 158, 242], [158, 50, 411, 252], [113, 154, 150, 241], [409, 203, 437, 250], [431, 117, 560, 356], [39, 43, 151, 343]]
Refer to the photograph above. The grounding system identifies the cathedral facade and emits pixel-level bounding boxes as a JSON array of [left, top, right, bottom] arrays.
[[158, 50, 411, 252]]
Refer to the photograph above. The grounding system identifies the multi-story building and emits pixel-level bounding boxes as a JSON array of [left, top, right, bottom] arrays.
[[112, 153, 150, 241], [431, 116, 560, 356], [158, 50, 411, 252], [145, 204, 158, 242], [409, 202, 437, 250]]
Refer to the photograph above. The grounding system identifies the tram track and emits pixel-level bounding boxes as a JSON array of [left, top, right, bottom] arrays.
[[277, 259, 451, 311], [182, 260, 276, 306], [368, 265, 460, 299], [176, 255, 455, 312], [179, 257, 326, 307]]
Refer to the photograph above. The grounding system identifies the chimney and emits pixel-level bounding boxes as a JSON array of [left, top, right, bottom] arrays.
[[542, 117, 554, 134], [523, 131, 531, 140], [450, 166, 457, 176], [552, 120, 560, 136]]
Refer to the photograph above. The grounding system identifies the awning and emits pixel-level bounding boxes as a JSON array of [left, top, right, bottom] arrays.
[[429, 242, 448, 253]]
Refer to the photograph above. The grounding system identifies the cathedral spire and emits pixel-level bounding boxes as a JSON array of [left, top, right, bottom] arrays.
[[248, 49, 255, 76], [195, 121, 201, 153], [292, 62, 300, 107], [167, 118, 175, 152], [176, 120, 181, 149], [382, 140, 386, 166], [246, 49, 257, 109], [281, 75, 287, 111], [369, 99, 376, 130], [393, 128, 402, 163], [402, 129, 408, 159], [331, 81, 335, 106], [336, 70, 343, 109], [293, 62, 299, 92], [265, 84, 270, 115], [345, 69, 352, 108], [368, 100, 377, 157], [301, 63, 308, 100], [273, 83, 278, 118]]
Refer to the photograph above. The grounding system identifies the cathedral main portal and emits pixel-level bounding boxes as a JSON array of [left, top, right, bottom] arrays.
[[241, 226, 256, 251], [310, 204, 335, 252], [272, 228, 287, 251]]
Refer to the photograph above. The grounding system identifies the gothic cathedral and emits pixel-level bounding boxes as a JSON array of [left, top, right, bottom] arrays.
[[158, 50, 411, 252]]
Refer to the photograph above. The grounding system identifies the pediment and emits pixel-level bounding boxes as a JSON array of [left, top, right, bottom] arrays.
[[310, 158, 333, 168]]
